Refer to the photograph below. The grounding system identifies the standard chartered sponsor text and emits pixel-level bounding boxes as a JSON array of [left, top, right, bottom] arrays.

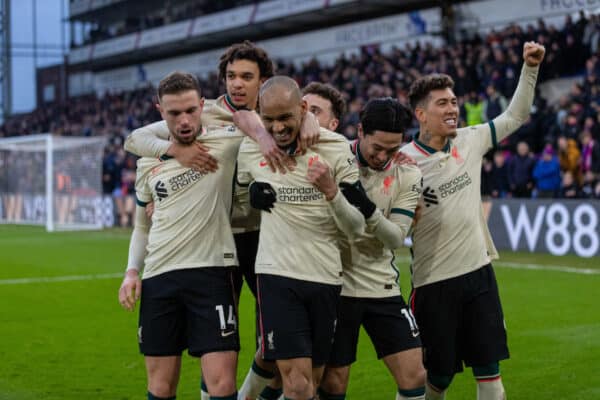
[[439, 172, 472, 198], [277, 186, 324, 202]]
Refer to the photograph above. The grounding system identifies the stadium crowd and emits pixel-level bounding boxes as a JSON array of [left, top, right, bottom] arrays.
[[2, 13, 600, 227]]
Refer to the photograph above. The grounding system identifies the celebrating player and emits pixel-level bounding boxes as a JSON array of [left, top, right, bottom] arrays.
[[318, 98, 426, 400], [401, 41, 545, 400], [118, 72, 243, 400], [237, 76, 365, 400]]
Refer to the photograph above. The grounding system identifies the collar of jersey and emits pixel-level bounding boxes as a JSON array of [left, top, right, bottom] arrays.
[[223, 94, 240, 113], [413, 132, 451, 155], [352, 139, 392, 171]]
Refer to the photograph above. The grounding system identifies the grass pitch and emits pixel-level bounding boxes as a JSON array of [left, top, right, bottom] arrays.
[[0, 225, 598, 399]]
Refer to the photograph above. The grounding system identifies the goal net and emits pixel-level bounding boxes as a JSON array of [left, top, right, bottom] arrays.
[[0, 134, 107, 231]]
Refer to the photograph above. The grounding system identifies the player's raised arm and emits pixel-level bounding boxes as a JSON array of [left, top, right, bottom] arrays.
[[491, 41, 545, 144]]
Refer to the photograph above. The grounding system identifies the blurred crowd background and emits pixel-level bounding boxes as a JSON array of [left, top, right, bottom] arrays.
[[2, 9, 600, 227]]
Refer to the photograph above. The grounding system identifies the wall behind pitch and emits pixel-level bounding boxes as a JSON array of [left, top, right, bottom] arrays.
[[487, 199, 600, 258]]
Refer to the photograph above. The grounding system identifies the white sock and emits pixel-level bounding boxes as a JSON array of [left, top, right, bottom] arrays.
[[238, 361, 274, 400], [425, 383, 446, 400], [477, 377, 506, 400]]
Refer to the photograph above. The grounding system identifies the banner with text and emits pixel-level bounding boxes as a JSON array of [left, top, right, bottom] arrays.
[[487, 199, 599, 258]]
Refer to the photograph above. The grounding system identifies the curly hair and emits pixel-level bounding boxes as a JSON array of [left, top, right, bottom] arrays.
[[408, 74, 455, 111], [218, 40, 274, 82], [302, 82, 346, 121]]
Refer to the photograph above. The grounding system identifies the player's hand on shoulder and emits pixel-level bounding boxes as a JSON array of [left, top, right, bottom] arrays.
[[393, 151, 417, 166], [168, 141, 218, 173], [523, 41, 545, 67], [118, 269, 141, 312], [307, 160, 338, 201], [298, 112, 320, 155], [249, 181, 277, 212], [339, 180, 376, 218]]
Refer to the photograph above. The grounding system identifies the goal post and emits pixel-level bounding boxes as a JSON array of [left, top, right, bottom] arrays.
[[0, 134, 107, 231]]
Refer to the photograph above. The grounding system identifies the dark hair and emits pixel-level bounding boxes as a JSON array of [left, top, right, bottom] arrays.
[[408, 74, 455, 111], [360, 97, 412, 135], [218, 40, 274, 81], [157, 71, 201, 100], [302, 82, 346, 121]]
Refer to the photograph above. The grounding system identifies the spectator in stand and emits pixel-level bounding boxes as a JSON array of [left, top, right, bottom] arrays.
[[533, 145, 561, 198], [557, 134, 582, 182], [561, 171, 583, 199], [581, 171, 598, 198], [483, 84, 508, 121], [462, 90, 485, 126], [581, 130, 600, 178], [490, 151, 511, 198], [509, 141, 536, 197]]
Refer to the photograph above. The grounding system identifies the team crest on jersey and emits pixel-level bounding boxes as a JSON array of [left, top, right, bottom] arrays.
[[308, 155, 320, 167], [259, 159, 268, 167], [381, 175, 394, 195], [451, 146, 464, 164]]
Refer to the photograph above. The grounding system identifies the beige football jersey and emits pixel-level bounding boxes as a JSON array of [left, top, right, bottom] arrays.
[[402, 63, 538, 288], [135, 125, 245, 280], [340, 140, 422, 298], [237, 128, 360, 285], [124, 94, 260, 233]]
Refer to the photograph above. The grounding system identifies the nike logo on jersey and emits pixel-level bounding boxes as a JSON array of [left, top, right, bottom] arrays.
[[221, 330, 235, 337]]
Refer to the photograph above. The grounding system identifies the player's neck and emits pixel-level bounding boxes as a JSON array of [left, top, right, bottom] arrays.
[[418, 128, 449, 151]]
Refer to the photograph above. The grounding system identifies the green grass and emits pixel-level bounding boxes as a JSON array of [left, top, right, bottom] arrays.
[[0, 225, 598, 399]]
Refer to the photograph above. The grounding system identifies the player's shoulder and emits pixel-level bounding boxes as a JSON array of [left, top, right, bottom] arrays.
[[457, 122, 491, 138], [315, 128, 351, 154], [135, 119, 168, 135], [394, 163, 422, 191], [400, 140, 420, 157], [135, 156, 161, 179], [395, 163, 422, 180], [202, 96, 234, 126]]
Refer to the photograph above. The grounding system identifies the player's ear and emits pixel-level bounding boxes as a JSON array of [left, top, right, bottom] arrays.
[[357, 123, 365, 140], [330, 118, 339, 132], [414, 107, 426, 124], [300, 99, 308, 116], [155, 102, 164, 118]]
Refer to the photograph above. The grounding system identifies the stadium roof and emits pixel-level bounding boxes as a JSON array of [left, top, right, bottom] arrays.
[[68, 0, 465, 71]]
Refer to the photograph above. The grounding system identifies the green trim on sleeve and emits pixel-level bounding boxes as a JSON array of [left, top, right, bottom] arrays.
[[135, 196, 149, 207], [159, 154, 173, 161], [391, 208, 415, 218], [489, 120, 497, 148]]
